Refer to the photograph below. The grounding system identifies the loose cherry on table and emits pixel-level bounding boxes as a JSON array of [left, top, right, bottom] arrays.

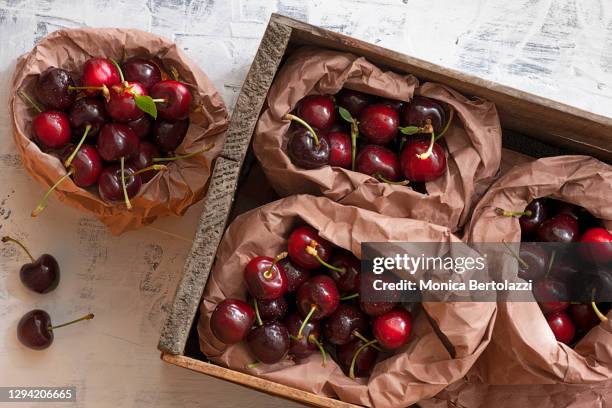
[[372, 308, 412, 350], [580, 227, 612, 264], [358, 103, 399, 145], [71, 57, 121, 97], [153, 119, 189, 153], [535, 213, 580, 243], [296, 95, 336, 131], [253, 297, 288, 323], [323, 303, 369, 346], [278, 258, 311, 293], [400, 96, 447, 134], [210, 299, 255, 344], [244, 252, 289, 300], [68, 97, 109, 137], [2, 236, 60, 293], [122, 58, 162, 90], [246, 321, 290, 365], [284, 312, 325, 361], [295, 275, 340, 338], [17, 91, 71, 149], [35, 67, 76, 110], [336, 337, 379, 379], [149, 80, 192, 120], [400, 136, 446, 182], [546, 311, 575, 345], [336, 89, 372, 117], [327, 131, 352, 169], [356, 145, 404, 184], [17, 310, 94, 350], [287, 226, 334, 270]]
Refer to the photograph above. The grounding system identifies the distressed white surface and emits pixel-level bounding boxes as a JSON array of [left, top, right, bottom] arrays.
[[0, 1, 610, 407]]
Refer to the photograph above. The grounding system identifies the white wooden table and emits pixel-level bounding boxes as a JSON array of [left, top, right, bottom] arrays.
[[0, 1, 610, 407]]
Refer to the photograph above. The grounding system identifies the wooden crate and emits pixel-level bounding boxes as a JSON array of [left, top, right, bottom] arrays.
[[158, 13, 612, 408]]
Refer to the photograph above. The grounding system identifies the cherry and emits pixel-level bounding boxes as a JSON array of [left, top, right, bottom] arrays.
[[520, 198, 549, 236], [210, 299, 255, 344], [359, 272, 400, 317], [380, 98, 405, 112], [128, 142, 161, 183], [2, 236, 60, 294], [122, 58, 162, 90], [287, 125, 330, 169], [153, 119, 189, 153], [580, 227, 612, 264], [327, 131, 352, 169], [356, 145, 402, 183], [533, 279, 569, 315], [535, 214, 579, 243], [35, 67, 76, 110], [32, 111, 71, 149], [284, 313, 323, 360], [126, 116, 153, 139], [297, 95, 336, 130], [372, 308, 412, 349], [278, 259, 310, 293], [97, 123, 140, 162], [65, 144, 103, 187], [336, 89, 372, 117], [400, 137, 446, 182], [106, 81, 148, 122], [244, 253, 288, 300], [295, 275, 340, 338], [358, 104, 399, 145], [149, 80, 191, 120], [546, 311, 575, 344], [287, 225, 333, 270], [68, 97, 109, 137], [400, 96, 446, 134], [253, 297, 288, 323], [246, 322, 289, 364], [516, 243, 549, 281], [17, 310, 94, 350], [78, 57, 121, 96], [327, 250, 360, 293], [553, 201, 580, 218], [337, 338, 379, 378], [97, 163, 141, 206], [568, 303, 600, 333], [323, 303, 368, 346]]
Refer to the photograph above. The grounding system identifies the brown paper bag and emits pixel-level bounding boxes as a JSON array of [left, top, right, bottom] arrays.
[[465, 155, 612, 385], [254, 46, 502, 231], [198, 194, 496, 408], [9, 28, 229, 234]]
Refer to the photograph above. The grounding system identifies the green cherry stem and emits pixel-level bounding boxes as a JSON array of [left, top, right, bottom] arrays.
[[152, 144, 215, 163], [283, 114, 320, 146], [246, 361, 260, 369], [305, 243, 345, 274], [544, 250, 556, 279], [17, 90, 43, 113], [340, 293, 359, 301], [253, 298, 263, 326], [349, 339, 378, 379], [263, 252, 288, 280], [297, 305, 317, 339], [151, 98, 167, 103], [31, 168, 75, 217], [109, 58, 125, 83], [1, 236, 35, 262], [375, 173, 409, 186], [350, 120, 359, 171], [591, 288, 608, 322], [130, 164, 167, 177], [416, 130, 436, 160], [435, 106, 454, 141], [120, 157, 132, 210], [64, 124, 92, 168], [352, 331, 383, 352], [496, 208, 532, 218], [49, 313, 94, 331], [501, 240, 529, 269], [308, 335, 327, 367]]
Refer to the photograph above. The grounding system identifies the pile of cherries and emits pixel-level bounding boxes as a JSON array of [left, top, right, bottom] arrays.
[[22, 56, 208, 216], [499, 199, 612, 345], [2, 235, 93, 350], [210, 225, 413, 378], [285, 89, 453, 185]]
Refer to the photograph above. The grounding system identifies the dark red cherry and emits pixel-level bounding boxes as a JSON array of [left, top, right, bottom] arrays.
[[36, 68, 76, 110], [580, 227, 612, 264], [296, 275, 340, 321], [297, 95, 336, 130], [244, 255, 288, 300], [285, 313, 321, 359], [380, 98, 405, 113], [254, 297, 288, 323], [2, 236, 60, 294], [568, 303, 600, 333], [535, 214, 580, 243], [97, 123, 140, 161], [287, 226, 333, 270], [210, 299, 255, 344], [278, 259, 310, 293], [517, 243, 549, 281], [519, 198, 549, 236], [533, 279, 569, 315], [150, 80, 191, 120], [98, 164, 141, 203], [32, 111, 71, 149], [400, 96, 446, 134], [552, 201, 580, 218], [327, 250, 360, 293], [105, 81, 147, 122], [546, 311, 575, 345], [122, 58, 162, 90], [400, 139, 446, 182], [153, 119, 189, 153], [336, 338, 379, 378], [336, 89, 372, 117], [359, 272, 399, 316], [372, 308, 412, 349], [17, 310, 93, 350], [81, 58, 121, 96], [246, 322, 290, 364], [287, 126, 330, 169], [128, 142, 161, 183], [68, 145, 103, 187], [356, 145, 401, 182], [323, 303, 368, 345], [327, 131, 351, 169], [126, 115, 152, 139], [68, 97, 109, 137], [358, 104, 399, 145]]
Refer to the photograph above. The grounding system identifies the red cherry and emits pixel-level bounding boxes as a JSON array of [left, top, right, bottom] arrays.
[[244, 254, 288, 300], [400, 96, 447, 134], [210, 299, 255, 344], [122, 58, 162, 90], [568, 303, 600, 333], [358, 104, 399, 145], [400, 139, 446, 182], [519, 198, 549, 236], [535, 214, 579, 243], [97, 123, 140, 162], [336, 338, 379, 378], [97, 164, 141, 203], [287, 226, 333, 270], [546, 311, 575, 344], [32, 111, 71, 149], [372, 308, 412, 349], [295, 275, 340, 336], [128, 142, 161, 183], [356, 145, 401, 182], [580, 227, 612, 264], [284, 312, 322, 359], [323, 303, 368, 345], [80, 58, 121, 96], [336, 89, 372, 117], [327, 131, 352, 168], [68, 145, 103, 187], [105, 81, 147, 122], [278, 259, 310, 293], [326, 250, 360, 294], [149, 80, 191, 120], [297, 95, 336, 131], [533, 279, 569, 315], [126, 116, 152, 139]]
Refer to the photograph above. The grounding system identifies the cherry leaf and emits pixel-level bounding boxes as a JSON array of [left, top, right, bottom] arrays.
[[338, 106, 354, 123], [135, 95, 158, 119], [399, 126, 421, 135]]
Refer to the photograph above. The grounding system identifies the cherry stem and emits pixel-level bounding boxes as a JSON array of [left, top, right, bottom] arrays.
[[252, 298, 263, 326], [435, 106, 454, 141], [283, 113, 319, 146], [68, 85, 109, 99], [353, 331, 383, 351], [416, 130, 436, 160], [153, 144, 215, 162], [340, 293, 359, 301], [1, 236, 35, 262], [350, 120, 359, 171], [130, 164, 167, 177], [120, 157, 132, 210], [109, 58, 125, 83], [305, 243, 345, 274], [375, 173, 409, 185], [297, 305, 317, 339], [64, 124, 92, 168], [152, 98, 167, 103], [545, 250, 556, 279], [501, 240, 529, 269], [349, 339, 378, 379], [170, 67, 180, 81], [31, 168, 74, 217], [17, 90, 43, 113], [308, 335, 327, 367], [246, 361, 259, 369], [49, 313, 94, 331], [263, 251, 288, 280], [592, 301, 608, 322], [496, 208, 533, 218]]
